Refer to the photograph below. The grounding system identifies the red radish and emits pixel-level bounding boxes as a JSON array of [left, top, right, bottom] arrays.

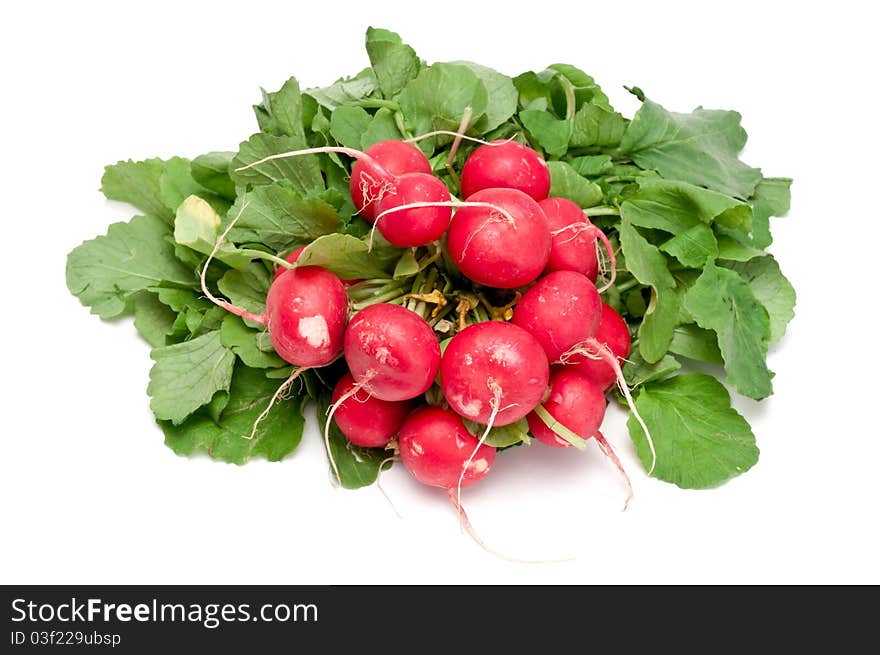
[[399, 406, 496, 489], [398, 405, 571, 562], [540, 198, 598, 280], [441, 321, 549, 427], [460, 140, 551, 201], [263, 266, 348, 367], [526, 368, 632, 508], [509, 269, 656, 474], [350, 140, 432, 221], [324, 303, 441, 483], [574, 303, 631, 391], [539, 197, 617, 292], [398, 406, 516, 559], [511, 270, 602, 362], [200, 212, 349, 440], [272, 245, 306, 281], [526, 368, 607, 448], [446, 188, 551, 288], [373, 173, 452, 247], [200, 216, 347, 368], [330, 373, 413, 448], [234, 140, 431, 223], [343, 303, 441, 402]]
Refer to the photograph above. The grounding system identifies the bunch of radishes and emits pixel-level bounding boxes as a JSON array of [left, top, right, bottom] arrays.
[[205, 136, 653, 548]]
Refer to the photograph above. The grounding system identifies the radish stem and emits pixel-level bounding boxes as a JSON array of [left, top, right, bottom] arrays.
[[199, 201, 267, 325]]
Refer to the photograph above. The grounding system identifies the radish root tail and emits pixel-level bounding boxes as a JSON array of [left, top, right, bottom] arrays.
[[246, 367, 306, 441], [323, 375, 374, 486], [591, 226, 617, 293], [449, 380, 576, 564], [560, 338, 657, 475], [376, 456, 402, 519], [456, 379, 503, 511], [445, 488, 574, 564], [548, 220, 616, 293], [593, 431, 634, 511]]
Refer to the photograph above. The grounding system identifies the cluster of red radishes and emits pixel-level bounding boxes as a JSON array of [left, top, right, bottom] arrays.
[[210, 137, 646, 542]]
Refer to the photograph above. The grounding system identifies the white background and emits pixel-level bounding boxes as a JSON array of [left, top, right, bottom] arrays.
[[2, 0, 878, 584]]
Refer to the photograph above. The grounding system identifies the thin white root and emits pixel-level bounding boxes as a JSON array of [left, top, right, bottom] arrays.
[[375, 456, 402, 519], [549, 221, 591, 244], [449, 382, 575, 564], [374, 201, 516, 229], [356, 171, 395, 216], [445, 488, 574, 564], [593, 431, 634, 511], [457, 214, 503, 262], [246, 367, 306, 441], [200, 199, 267, 325], [456, 380, 503, 511], [548, 220, 616, 293], [234, 145, 392, 179], [405, 132, 515, 147], [370, 200, 517, 258], [592, 227, 617, 293], [559, 338, 657, 475], [595, 239, 607, 283], [323, 376, 373, 486]]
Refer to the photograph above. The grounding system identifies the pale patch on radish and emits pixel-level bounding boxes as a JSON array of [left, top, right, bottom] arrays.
[[469, 458, 490, 474], [374, 346, 394, 365], [298, 315, 330, 349], [488, 344, 520, 367], [456, 379, 509, 510], [454, 397, 482, 417]]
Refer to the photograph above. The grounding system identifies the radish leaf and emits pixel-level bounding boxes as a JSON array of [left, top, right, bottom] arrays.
[[684, 262, 773, 399], [621, 99, 762, 199], [161, 365, 305, 463], [628, 374, 759, 488], [148, 331, 235, 425]]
